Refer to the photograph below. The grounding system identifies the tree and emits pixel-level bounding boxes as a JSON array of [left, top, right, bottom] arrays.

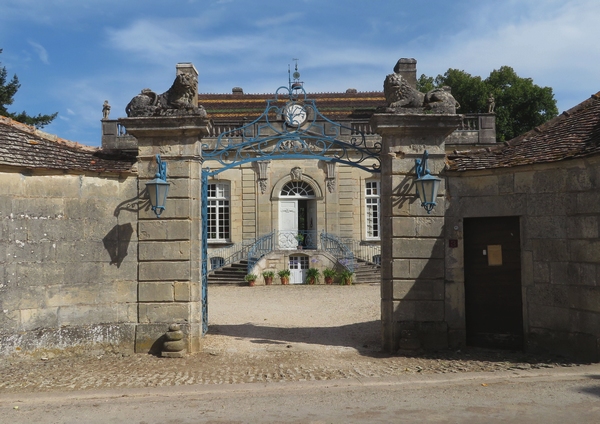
[[418, 66, 558, 142], [0, 49, 57, 128]]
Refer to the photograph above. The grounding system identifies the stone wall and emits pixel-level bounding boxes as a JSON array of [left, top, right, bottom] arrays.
[[446, 155, 600, 361], [0, 167, 138, 357]]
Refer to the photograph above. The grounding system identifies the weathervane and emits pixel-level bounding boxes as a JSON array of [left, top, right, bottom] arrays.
[[289, 59, 303, 91]]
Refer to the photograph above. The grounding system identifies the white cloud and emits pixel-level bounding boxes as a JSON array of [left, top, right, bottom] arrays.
[[27, 41, 49, 64]]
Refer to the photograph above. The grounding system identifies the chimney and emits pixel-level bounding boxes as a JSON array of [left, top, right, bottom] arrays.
[[232, 87, 244, 95], [393, 58, 417, 89]]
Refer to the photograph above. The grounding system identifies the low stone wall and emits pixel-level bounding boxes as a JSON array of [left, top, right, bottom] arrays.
[[0, 168, 138, 357], [446, 155, 600, 361]]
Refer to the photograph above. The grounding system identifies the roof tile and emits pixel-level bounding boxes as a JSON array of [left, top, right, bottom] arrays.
[[0, 116, 136, 173], [448, 92, 600, 171]]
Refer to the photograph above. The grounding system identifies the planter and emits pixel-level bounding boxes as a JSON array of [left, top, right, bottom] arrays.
[[264, 277, 273, 285], [307, 277, 317, 285], [280, 277, 289, 285], [324, 276, 334, 285], [248, 280, 256, 287]]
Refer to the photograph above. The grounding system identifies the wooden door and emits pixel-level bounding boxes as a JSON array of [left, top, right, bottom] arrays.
[[279, 200, 298, 249], [464, 216, 523, 349], [289, 255, 308, 284]]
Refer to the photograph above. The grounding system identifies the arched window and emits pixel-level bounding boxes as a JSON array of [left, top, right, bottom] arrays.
[[280, 181, 315, 197]]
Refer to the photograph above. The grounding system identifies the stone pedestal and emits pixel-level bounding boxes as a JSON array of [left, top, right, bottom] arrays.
[[371, 113, 461, 352], [120, 115, 209, 354]]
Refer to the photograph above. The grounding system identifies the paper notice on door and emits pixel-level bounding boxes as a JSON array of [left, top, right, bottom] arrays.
[[487, 244, 502, 266]]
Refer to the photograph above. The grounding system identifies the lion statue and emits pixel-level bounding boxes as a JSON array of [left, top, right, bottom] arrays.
[[424, 86, 460, 114], [126, 72, 206, 117], [383, 72, 424, 109], [383, 60, 460, 114]]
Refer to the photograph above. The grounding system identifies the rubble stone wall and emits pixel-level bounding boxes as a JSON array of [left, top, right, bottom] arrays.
[[446, 155, 600, 361], [0, 167, 138, 357]]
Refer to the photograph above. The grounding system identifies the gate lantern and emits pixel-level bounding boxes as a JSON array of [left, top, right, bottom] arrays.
[[414, 150, 441, 214], [146, 154, 170, 218]]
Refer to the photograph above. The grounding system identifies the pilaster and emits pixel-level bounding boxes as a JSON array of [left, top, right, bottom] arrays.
[[120, 115, 209, 354], [371, 113, 461, 352]]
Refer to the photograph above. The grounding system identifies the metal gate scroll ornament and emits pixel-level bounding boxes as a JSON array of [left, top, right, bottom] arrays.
[[200, 68, 381, 334]]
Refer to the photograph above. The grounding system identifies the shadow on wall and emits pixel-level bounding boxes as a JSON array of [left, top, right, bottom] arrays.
[[391, 173, 415, 211], [103, 223, 134, 268], [113, 192, 148, 217]]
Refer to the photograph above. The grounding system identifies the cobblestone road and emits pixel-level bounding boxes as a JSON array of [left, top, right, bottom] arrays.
[[0, 285, 581, 394]]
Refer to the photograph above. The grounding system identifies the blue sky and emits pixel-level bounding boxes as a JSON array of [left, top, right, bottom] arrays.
[[1, 0, 598, 147]]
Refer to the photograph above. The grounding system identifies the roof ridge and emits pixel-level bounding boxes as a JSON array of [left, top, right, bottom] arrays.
[[0, 115, 97, 152], [505, 90, 600, 146]]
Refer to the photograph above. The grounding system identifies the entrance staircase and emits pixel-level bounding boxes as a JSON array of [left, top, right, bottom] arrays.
[[352, 259, 381, 284], [207, 260, 248, 285], [206, 259, 381, 286], [206, 231, 381, 285]]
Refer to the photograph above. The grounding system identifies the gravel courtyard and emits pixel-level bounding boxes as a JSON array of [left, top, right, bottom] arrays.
[[0, 284, 582, 394]]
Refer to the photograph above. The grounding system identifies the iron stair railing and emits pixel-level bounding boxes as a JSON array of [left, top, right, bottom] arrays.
[[319, 231, 355, 272], [247, 232, 275, 273], [207, 240, 254, 272], [207, 231, 379, 275], [340, 238, 381, 266]]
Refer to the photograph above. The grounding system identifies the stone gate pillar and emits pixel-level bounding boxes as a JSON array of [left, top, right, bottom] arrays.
[[120, 115, 209, 354], [371, 114, 460, 352]]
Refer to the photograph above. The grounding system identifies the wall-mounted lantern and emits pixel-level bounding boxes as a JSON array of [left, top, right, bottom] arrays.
[[146, 154, 170, 218], [414, 150, 441, 214]]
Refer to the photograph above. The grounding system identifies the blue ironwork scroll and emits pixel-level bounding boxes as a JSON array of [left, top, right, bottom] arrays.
[[201, 84, 381, 175]]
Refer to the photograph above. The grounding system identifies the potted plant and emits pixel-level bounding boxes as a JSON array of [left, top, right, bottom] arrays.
[[305, 267, 320, 285], [295, 233, 304, 249], [278, 269, 291, 285], [323, 268, 336, 285], [262, 270, 275, 285], [339, 270, 354, 285], [245, 273, 257, 287]]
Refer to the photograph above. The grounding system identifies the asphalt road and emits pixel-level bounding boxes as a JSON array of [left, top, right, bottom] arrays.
[[3, 365, 600, 423]]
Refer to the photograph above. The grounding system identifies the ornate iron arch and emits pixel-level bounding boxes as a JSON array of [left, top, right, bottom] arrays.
[[201, 84, 381, 178], [200, 79, 381, 335]]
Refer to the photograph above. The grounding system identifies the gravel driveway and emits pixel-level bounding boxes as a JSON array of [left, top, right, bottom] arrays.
[[205, 284, 382, 354], [0, 284, 582, 394]]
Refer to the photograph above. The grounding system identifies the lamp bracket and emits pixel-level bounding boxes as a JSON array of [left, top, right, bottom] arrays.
[[156, 154, 167, 181], [415, 150, 431, 179]]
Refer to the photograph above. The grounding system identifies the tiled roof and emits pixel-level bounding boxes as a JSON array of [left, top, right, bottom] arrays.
[[199, 91, 386, 121], [447, 92, 600, 171], [0, 116, 136, 173]]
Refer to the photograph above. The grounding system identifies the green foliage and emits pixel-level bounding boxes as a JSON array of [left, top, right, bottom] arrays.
[[339, 270, 354, 285], [277, 269, 291, 278], [322, 268, 337, 278], [435, 69, 488, 115], [419, 66, 558, 142], [305, 268, 320, 284], [0, 49, 57, 128], [244, 273, 257, 282], [416, 74, 435, 93], [262, 270, 275, 278], [484, 66, 558, 141]]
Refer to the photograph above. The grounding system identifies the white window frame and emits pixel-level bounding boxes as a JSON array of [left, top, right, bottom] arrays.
[[207, 182, 230, 242], [365, 180, 380, 240]]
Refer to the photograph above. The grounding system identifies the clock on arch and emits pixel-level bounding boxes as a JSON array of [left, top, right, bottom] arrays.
[[283, 102, 307, 126]]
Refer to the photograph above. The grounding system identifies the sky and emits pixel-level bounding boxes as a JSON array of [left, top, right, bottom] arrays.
[[1, 0, 599, 147]]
